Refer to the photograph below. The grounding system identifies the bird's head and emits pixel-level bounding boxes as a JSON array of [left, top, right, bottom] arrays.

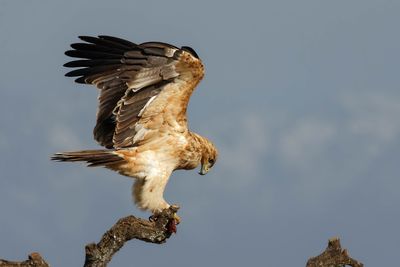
[[199, 137, 218, 175]]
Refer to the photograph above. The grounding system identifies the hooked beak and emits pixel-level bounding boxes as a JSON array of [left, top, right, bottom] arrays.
[[199, 164, 209, 175]]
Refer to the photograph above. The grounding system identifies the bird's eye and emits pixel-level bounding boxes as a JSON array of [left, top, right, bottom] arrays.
[[208, 159, 215, 165]]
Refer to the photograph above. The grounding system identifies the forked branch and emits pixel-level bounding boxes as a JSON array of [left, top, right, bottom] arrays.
[[84, 205, 179, 267]]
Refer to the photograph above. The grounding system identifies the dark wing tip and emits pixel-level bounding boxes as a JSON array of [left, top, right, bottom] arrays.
[[65, 68, 86, 77], [78, 35, 97, 43], [75, 76, 87, 84], [98, 35, 138, 47], [63, 71, 87, 84], [64, 50, 75, 57], [181, 46, 200, 59]]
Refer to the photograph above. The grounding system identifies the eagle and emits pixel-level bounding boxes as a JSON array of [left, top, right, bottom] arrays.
[[52, 35, 218, 219]]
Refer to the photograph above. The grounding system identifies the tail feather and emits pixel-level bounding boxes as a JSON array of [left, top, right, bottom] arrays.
[[51, 149, 126, 167]]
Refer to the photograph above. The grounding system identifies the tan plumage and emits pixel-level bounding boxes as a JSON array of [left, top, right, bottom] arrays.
[[52, 35, 218, 214]]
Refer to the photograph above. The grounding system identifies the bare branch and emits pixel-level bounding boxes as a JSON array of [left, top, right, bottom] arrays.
[[84, 205, 179, 267], [306, 237, 363, 267], [0, 253, 50, 267]]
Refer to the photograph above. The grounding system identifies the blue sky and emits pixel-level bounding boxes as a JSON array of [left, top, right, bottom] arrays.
[[1, 0, 399, 266]]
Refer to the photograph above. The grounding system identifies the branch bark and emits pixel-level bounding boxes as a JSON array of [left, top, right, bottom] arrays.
[[84, 205, 179, 267], [306, 237, 363, 267]]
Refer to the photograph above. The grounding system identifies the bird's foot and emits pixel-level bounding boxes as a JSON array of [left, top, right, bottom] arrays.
[[149, 205, 181, 234]]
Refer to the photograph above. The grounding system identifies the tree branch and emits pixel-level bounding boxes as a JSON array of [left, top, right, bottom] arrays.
[[306, 237, 363, 267], [84, 205, 179, 267], [0, 253, 50, 267]]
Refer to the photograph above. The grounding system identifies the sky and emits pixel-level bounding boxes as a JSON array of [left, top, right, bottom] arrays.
[[0, 0, 399, 266]]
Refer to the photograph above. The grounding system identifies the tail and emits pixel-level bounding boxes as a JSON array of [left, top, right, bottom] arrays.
[[51, 149, 126, 167]]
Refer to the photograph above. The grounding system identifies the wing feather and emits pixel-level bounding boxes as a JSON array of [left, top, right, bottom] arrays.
[[64, 35, 204, 149], [64, 59, 121, 68]]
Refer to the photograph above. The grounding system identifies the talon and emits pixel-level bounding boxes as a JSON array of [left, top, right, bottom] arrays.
[[170, 204, 180, 212], [173, 213, 181, 225], [149, 214, 158, 222]]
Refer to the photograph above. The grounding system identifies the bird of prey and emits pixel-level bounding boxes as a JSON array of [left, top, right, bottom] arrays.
[[52, 35, 218, 218]]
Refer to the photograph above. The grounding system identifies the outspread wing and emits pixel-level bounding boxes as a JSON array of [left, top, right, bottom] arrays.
[[64, 35, 204, 149]]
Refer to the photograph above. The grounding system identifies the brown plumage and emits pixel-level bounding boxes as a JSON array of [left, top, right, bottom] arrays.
[[52, 35, 218, 214]]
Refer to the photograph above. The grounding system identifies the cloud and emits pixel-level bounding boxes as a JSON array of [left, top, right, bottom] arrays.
[[278, 118, 336, 169], [219, 114, 269, 173], [47, 124, 85, 150], [198, 112, 269, 190], [273, 91, 400, 171], [341, 92, 400, 154]]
